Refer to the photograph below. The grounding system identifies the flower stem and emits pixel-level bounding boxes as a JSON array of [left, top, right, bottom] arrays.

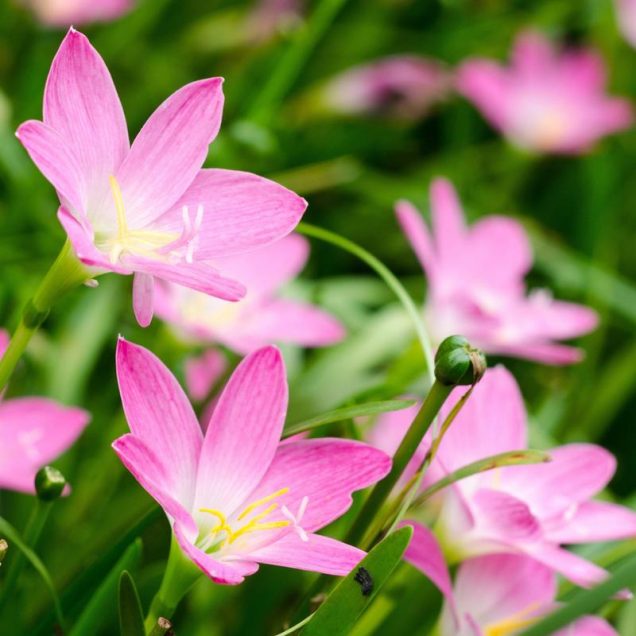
[[0, 241, 90, 390]]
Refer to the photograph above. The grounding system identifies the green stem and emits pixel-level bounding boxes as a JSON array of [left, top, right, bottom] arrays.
[[345, 380, 452, 549], [296, 222, 435, 380], [0, 241, 90, 390]]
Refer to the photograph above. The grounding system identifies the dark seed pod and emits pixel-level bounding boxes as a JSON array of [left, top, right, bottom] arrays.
[[35, 466, 66, 502], [434, 335, 486, 386]]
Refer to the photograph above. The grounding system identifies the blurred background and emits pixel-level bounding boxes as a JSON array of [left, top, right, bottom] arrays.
[[1, 0, 636, 634]]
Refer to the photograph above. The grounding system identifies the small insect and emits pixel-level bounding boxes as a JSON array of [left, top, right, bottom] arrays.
[[354, 566, 373, 596]]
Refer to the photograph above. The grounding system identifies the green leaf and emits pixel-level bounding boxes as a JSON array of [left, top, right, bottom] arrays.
[[284, 399, 416, 437], [118, 571, 145, 636], [69, 539, 143, 636], [0, 516, 64, 629], [301, 526, 413, 636]]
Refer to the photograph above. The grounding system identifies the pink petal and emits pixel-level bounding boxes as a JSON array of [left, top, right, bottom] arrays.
[[115, 337, 202, 507], [193, 346, 288, 517], [43, 29, 129, 206], [184, 349, 227, 401], [0, 397, 89, 493], [242, 438, 392, 532], [556, 616, 617, 636], [430, 178, 466, 263], [116, 79, 224, 226], [395, 199, 436, 277], [485, 341, 585, 365], [402, 520, 453, 600], [512, 31, 555, 75], [156, 169, 307, 259], [132, 272, 154, 327], [16, 120, 86, 214], [528, 544, 610, 589], [0, 329, 8, 359], [473, 488, 542, 541], [248, 532, 364, 576]]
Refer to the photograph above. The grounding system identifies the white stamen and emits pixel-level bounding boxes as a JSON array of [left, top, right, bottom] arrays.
[[281, 496, 309, 542]]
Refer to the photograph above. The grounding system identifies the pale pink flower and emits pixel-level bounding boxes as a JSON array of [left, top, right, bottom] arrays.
[[0, 329, 89, 494], [616, 0, 636, 48], [457, 31, 632, 154], [371, 366, 636, 590], [16, 29, 306, 327], [439, 554, 616, 635], [113, 339, 391, 584], [25, 0, 134, 26], [246, 0, 303, 43], [154, 234, 345, 356], [323, 55, 450, 120], [396, 178, 598, 364]]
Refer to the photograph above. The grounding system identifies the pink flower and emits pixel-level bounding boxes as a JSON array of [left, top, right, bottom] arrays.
[[16, 29, 306, 327], [323, 55, 450, 120], [25, 0, 134, 26], [396, 178, 598, 364], [616, 0, 636, 48], [113, 338, 391, 584], [0, 329, 89, 494], [371, 367, 636, 590], [246, 0, 303, 43], [154, 234, 345, 355], [185, 350, 227, 402], [439, 554, 617, 635], [457, 31, 632, 154]]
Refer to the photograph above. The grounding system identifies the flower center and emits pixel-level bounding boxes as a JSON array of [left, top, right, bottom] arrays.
[[484, 603, 541, 636]]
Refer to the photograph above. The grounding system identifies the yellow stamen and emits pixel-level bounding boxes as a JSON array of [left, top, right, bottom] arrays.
[[228, 520, 290, 544], [238, 488, 289, 521], [484, 603, 540, 636]]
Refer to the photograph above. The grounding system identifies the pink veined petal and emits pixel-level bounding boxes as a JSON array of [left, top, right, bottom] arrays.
[[545, 501, 636, 545], [43, 29, 129, 208], [484, 341, 585, 365], [115, 337, 202, 507], [473, 488, 542, 542], [0, 398, 89, 494], [242, 438, 391, 533], [556, 615, 617, 636], [116, 79, 224, 227], [402, 520, 453, 601], [184, 349, 227, 401], [132, 272, 155, 327], [155, 169, 307, 259], [395, 199, 437, 277], [248, 532, 365, 576], [112, 434, 198, 539], [193, 346, 288, 516], [429, 178, 466, 264], [16, 120, 86, 214]]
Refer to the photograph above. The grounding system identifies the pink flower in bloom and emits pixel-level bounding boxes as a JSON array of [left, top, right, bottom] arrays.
[[25, 0, 134, 26], [457, 31, 632, 154], [396, 178, 598, 364], [154, 234, 345, 355], [0, 330, 89, 494], [616, 0, 636, 48], [439, 554, 616, 635], [113, 338, 391, 584], [16, 29, 306, 327], [324, 56, 450, 120], [371, 367, 636, 590]]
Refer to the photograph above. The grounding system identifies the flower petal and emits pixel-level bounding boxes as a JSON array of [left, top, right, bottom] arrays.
[[556, 616, 617, 636], [194, 346, 288, 516], [184, 349, 227, 401], [115, 337, 202, 507], [429, 177, 466, 264], [395, 200, 436, 276], [132, 272, 155, 327], [473, 488, 542, 541]]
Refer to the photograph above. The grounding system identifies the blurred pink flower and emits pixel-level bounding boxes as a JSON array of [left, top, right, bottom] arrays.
[[0, 330, 89, 494], [246, 0, 303, 43], [439, 554, 617, 635], [26, 0, 134, 26], [616, 0, 636, 48], [16, 29, 306, 327], [154, 234, 345, 355], [323, 55, 450, 120], [457, 31, 632, 154], [396, 178, 598, 364], [113, 339, 390, 584], [185, 349, 227, 402], [370, 367, 636, 590]]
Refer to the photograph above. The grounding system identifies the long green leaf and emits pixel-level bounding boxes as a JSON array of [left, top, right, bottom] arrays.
[[518, 552, 636, 636], [118, 571, 145, 636], [0, 516, 64, 629], [284, 399, 416, 437], [69, 539, 142, 636], [301, 526, 413, 636]]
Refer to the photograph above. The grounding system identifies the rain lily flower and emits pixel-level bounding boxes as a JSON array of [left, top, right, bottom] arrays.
[[113, 338, 391, 584], [457, 31, 632, 154], [16, 29, 306, 327], [246, 0, 303, 43], [185, 349, 227, 402], [439, 554, 617, 635], [154, 234, 345, 356], [370, 366, 636, 589], [0, 330, 89, 494], [323, 56, 450, 120], [616, 0, 636, 48], [396, 178, 598, 364], [24, 0, 134, 26]]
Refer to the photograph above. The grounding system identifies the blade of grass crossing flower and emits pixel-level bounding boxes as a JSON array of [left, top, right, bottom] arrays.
[[284, 399, 416, 437], [300, 526, 413, 636], [118, 571, 145, 636]]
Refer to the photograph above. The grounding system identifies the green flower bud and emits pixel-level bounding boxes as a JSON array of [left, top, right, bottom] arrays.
[[35, 466, 66, 502], [434, 335, 487, 386]]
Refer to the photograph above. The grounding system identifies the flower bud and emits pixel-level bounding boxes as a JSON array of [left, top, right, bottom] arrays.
[[434, 335, 486, 386], [35, 466, 66, 502]]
